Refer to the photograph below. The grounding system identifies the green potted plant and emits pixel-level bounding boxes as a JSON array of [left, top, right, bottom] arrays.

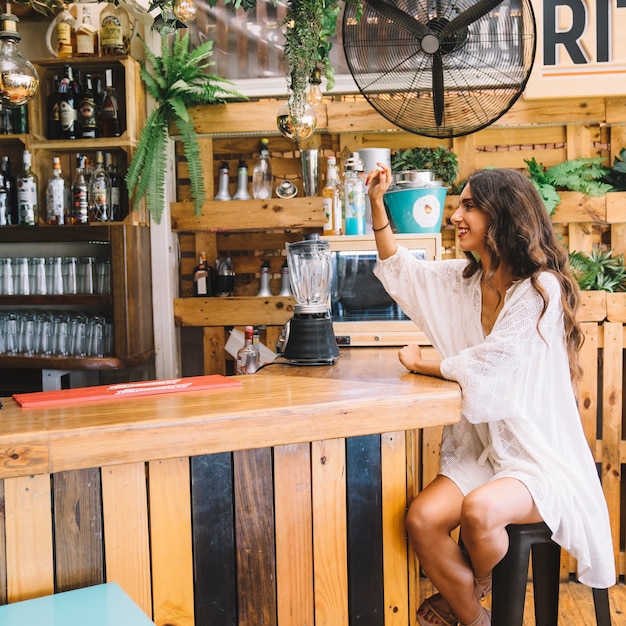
[[391, 146, 460, 190], [126, 32, 245, 224], [525, 156, 612, 216]]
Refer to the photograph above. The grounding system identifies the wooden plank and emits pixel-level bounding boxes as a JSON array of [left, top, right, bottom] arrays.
[[4, 474, 54, 602], [606, 194, 626, 226], [203, 326, 227, 375], [53, 469, 104, 591], [312, 438, 349, 625], [175, 296, 294, 327], [579, 324, 600, 450], [421, 425, 444, 490], [553, 195, 606, 224], [381, 431, 409, 626], [170, 197, 323, 231], [234, 448, 277, 626], [601, 323, 622, 580], [577, 291, 607, 323], [273, 443, 314, 626], [148, 457, 194, 626], [607, 293, 626, 323], [566, 125, 593, 160], [101, 462, 152, 616], [190, 453, 237, 626], [346, 435, 384, 625]]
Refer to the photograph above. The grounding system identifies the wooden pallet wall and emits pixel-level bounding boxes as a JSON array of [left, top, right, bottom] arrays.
[[172, 94, 626, 580]]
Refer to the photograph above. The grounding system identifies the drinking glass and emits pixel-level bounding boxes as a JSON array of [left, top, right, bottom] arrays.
[[19, 312, 35, 355], [46, 257, 64, 295], [301, 149, 319, 197], [69, 313, 87, 356], [63, 257, 78, 295], [88, 314, 105, 357], [53, 313, 70, 356], [78, 256, 95, 294], [13, 257, 29, 295], [0, 258, 12, 295], [95, 258, 111, 294], [29, 258, 47, 295]]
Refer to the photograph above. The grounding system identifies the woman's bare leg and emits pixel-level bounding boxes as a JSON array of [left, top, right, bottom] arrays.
[[459, 477, 543, 580], [408, 476, 542, 625]]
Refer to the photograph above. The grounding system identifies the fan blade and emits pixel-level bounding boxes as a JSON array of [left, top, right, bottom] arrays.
[[440, 0, 504, 37], [364, 0, 430, 39], [432, 52, 444, 127]]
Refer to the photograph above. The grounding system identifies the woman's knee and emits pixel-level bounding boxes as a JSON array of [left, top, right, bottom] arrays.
[[406, 495, 456, 544], [460, 488, 501, 539]]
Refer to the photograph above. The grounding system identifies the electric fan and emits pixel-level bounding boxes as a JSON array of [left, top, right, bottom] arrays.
[[343, 0, 536, 138]]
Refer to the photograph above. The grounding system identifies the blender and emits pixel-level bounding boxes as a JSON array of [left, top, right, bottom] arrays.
[[281, 234, 340, 364]]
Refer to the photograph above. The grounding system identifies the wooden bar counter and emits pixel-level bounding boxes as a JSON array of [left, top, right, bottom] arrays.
[[0, 348, 461, 626]]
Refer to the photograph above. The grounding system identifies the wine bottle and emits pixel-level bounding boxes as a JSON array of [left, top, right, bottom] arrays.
[[100, 2, 128, 56], [55, 2, 76, 58], [46, 156, 67, 225], [99, 69, 121, 137], [59, 65, 79, 140], [0, 173, 8, 226], [71, 153, 89, 224], [89, 150, 111, 221], [17, 150, 38, 226], [193, 251, 215, 297], [322, 156, 342, 236], [1, 155, 17, 225], [105, 152, 125, 221], [79, 73, 98, 139]]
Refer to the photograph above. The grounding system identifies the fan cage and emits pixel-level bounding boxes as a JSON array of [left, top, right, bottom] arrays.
[[343, 0, 536, 138]]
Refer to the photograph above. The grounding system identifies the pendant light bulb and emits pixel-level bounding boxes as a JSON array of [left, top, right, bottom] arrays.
[[173, 0, 198, 23], [0, 4, 39, 107], [276, 100, 317, 142], [306, 66, 323, 107]]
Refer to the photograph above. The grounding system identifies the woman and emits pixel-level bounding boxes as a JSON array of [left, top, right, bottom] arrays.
[[367, 166, 615, 626]]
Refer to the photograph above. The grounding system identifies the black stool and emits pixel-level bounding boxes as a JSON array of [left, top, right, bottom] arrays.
[[491, 522, 612, 626]]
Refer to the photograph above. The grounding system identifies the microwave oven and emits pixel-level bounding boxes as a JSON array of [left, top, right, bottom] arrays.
[[324, 234, 442, 347]]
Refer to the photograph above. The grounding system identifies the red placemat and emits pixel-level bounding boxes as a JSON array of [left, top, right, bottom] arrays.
[[13, 375, 243, 408]]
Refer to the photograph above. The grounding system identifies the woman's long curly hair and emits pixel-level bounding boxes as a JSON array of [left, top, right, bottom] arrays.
[[461, 168, 583, 385]]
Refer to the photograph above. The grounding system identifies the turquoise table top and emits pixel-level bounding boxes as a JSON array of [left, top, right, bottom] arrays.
[[0, 583, 155, 625]]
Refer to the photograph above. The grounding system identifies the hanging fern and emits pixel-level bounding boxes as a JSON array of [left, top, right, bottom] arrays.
[[525, 157, 612, 216], [126, 32, 246, 224]]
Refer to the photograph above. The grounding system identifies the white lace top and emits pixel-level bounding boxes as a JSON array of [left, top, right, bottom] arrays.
[[374, 246, 615, 588]]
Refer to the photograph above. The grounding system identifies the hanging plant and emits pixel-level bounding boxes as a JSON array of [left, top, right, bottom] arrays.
[[126, 32, 246, 224]]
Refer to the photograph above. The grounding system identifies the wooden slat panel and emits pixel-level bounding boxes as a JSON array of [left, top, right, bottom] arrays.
[[53, 469, 104, 591], [346, 435, 384, 625], [148, 457, 194, 626], [312, 438, 349, 625], [234, 448, 277, 626], [579, 324, 600, 449], [191, 453, 237, 626], [175, 296, 294, 327], [274, 443, 314, 626], [4, 474, 54, 602], [171, 197, 323, 231], [381, 431, 410, 626], [101, 462, 152, 616], [601, 323, 622, 579], [203, 326, 227, 375]]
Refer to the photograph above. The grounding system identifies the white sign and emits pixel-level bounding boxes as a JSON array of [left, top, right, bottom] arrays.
[[525, 0, 626, 98]]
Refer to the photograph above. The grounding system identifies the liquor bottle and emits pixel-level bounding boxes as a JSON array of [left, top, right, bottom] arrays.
[[252, 138, 272, 200], [89, 150, 111, 221], [322, 156, 342, 236], [71, 153, 89, 224], [278, 259, 292, 296], [79, 73, 98, 139], [343, 152, 366, 236], [76, 5, 98, 57], [100, 1, 128, 56], [256, 260, 272, 297], [55, 2, 76, 58], [1, 155, 17, 225], [233, 160, 251, 200], [193, 251, 215, 297], [11, 104, 28, 135], [214, 161, 231, 201], [59, 65, 79, 140], [46, 156, 67, 225], [105, 152, 125, 220], [216, 257, 235, 296], [99, 69, 121, 137], [236, 325, 260, 375], [17, 150, 38, 226], [47, 74, 63, 140], [0, 173, 8, 226]]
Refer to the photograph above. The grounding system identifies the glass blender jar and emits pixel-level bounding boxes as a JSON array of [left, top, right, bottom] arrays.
[[281, 234, 340, 364]]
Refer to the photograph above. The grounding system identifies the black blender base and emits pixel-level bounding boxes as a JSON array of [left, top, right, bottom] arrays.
[[282, 316, 340, 365]]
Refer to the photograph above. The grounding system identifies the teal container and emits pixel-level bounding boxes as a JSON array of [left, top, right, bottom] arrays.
[[383, 186, 448, 233]]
